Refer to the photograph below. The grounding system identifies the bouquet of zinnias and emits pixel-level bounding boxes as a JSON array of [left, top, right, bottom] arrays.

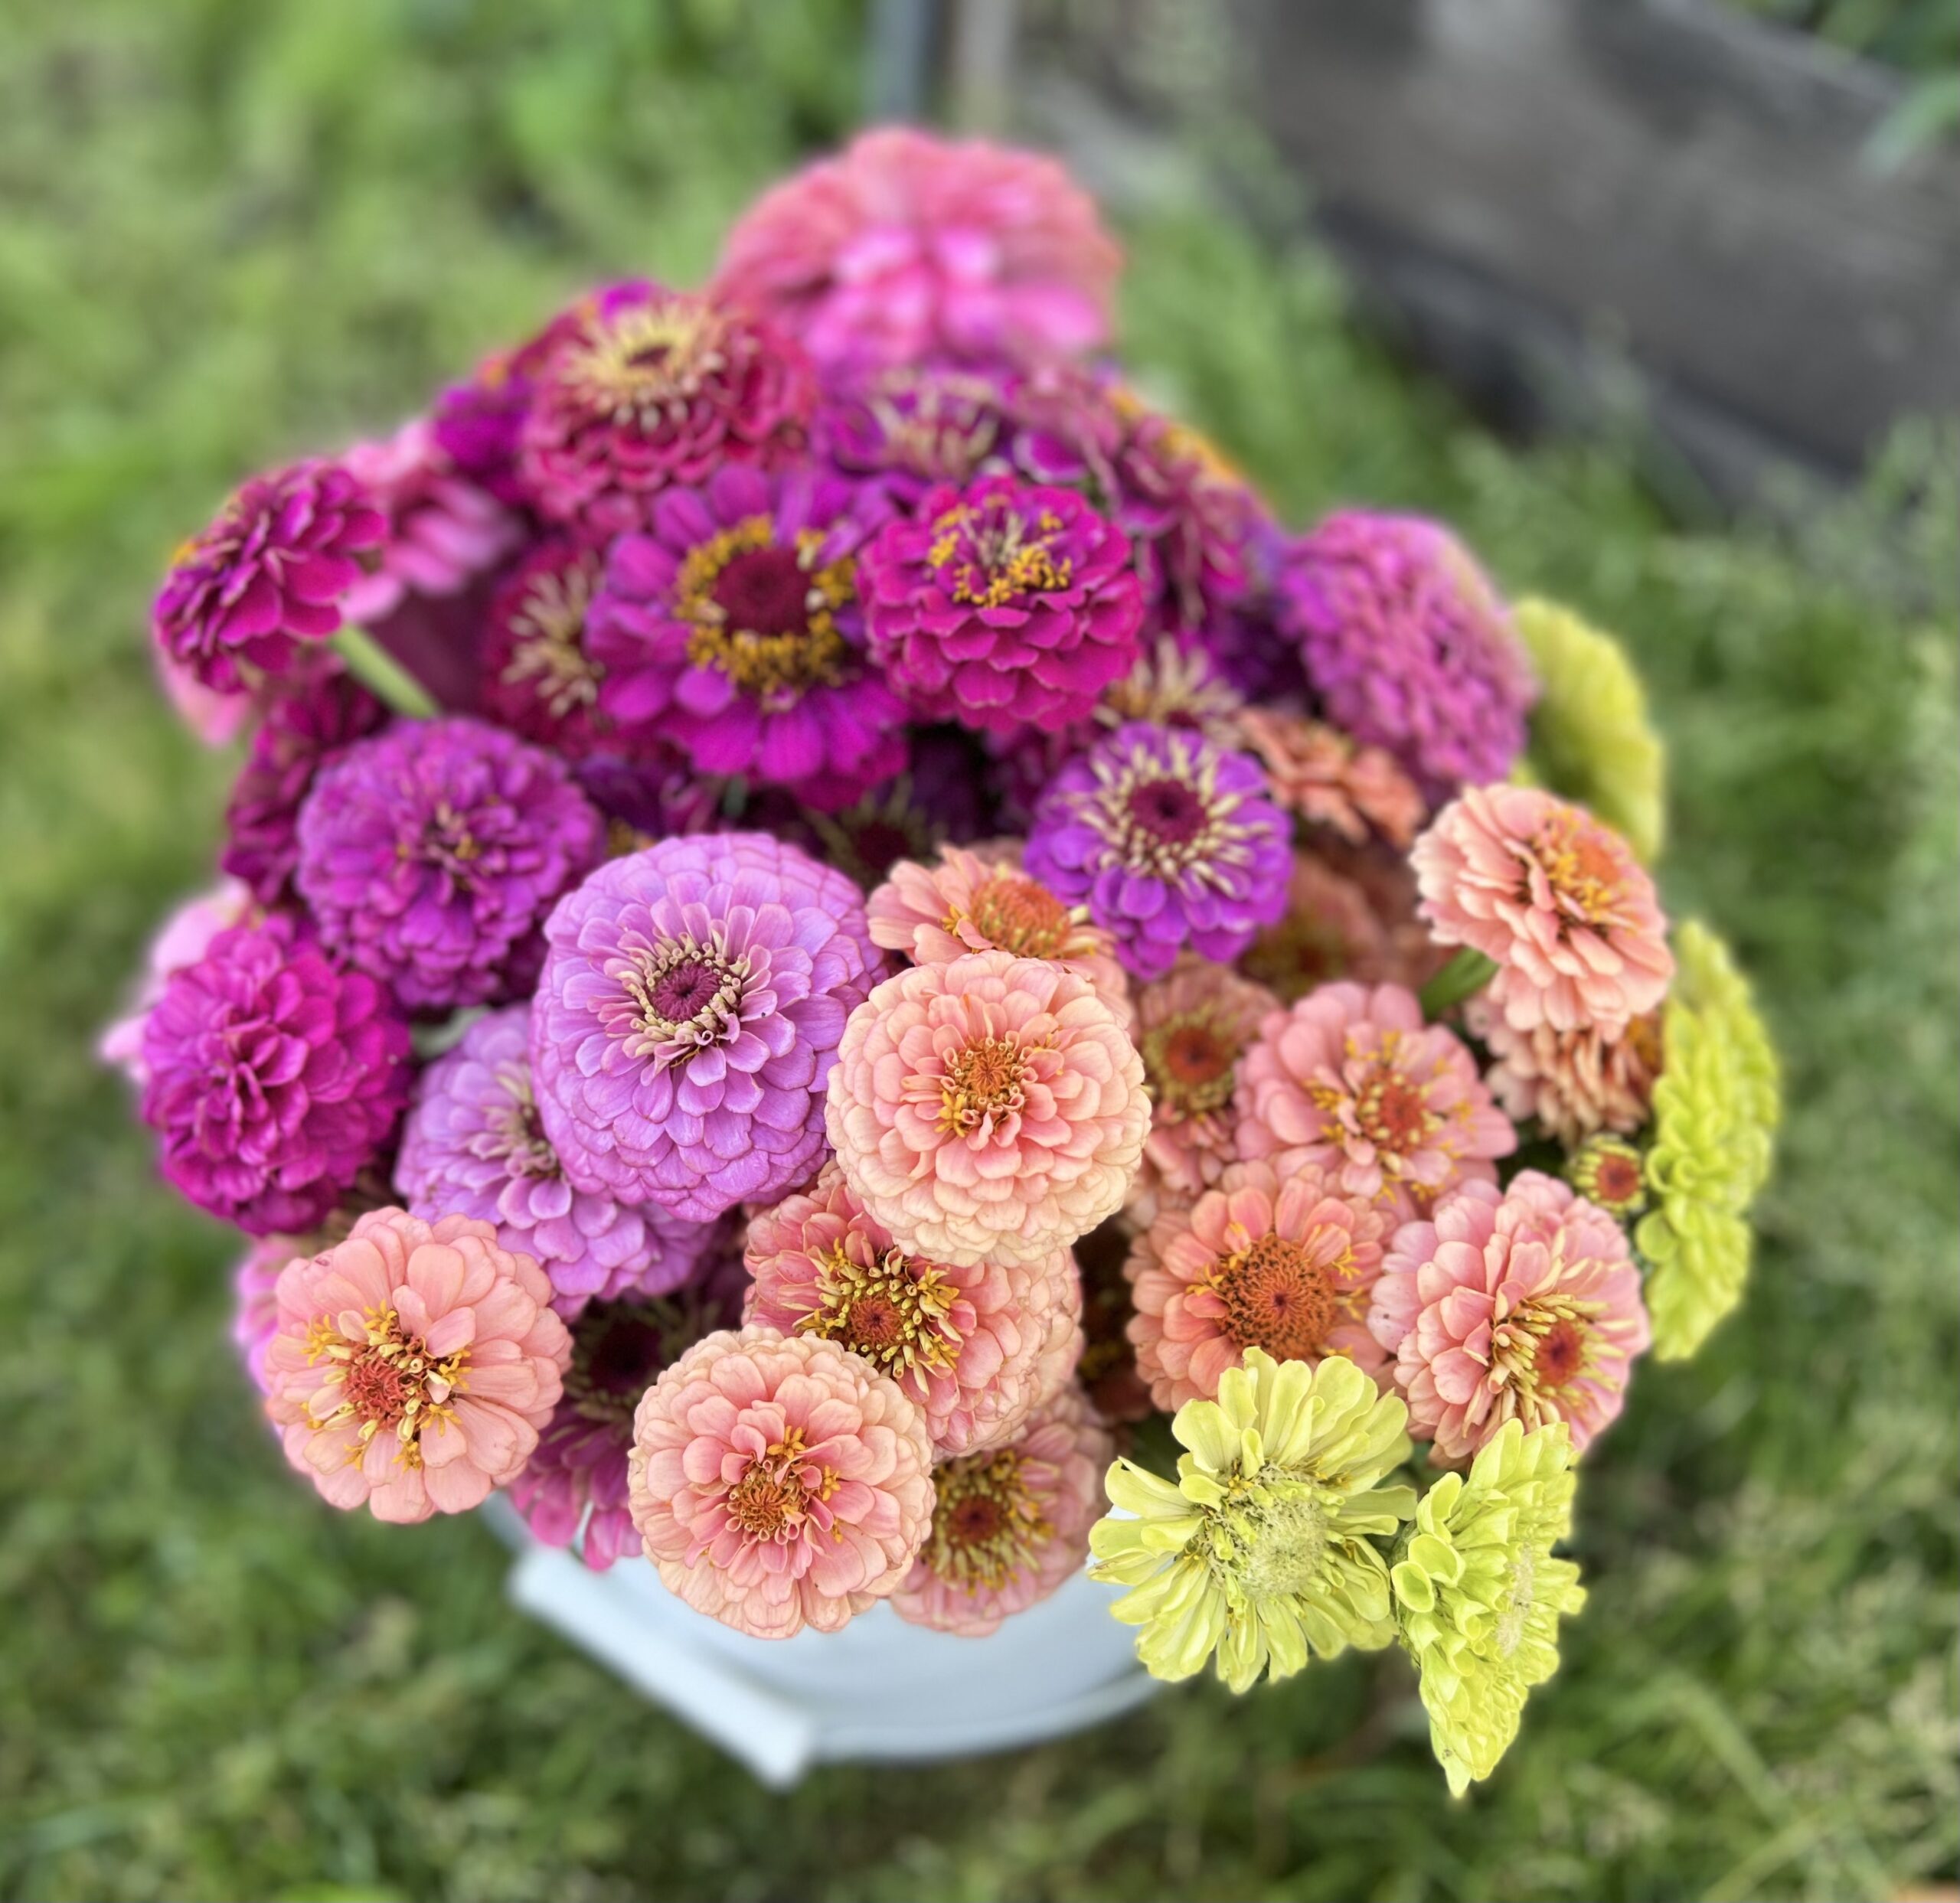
[[107, 129, 1779, 1793]]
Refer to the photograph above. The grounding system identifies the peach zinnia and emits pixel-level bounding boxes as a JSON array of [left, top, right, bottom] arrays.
[[1413, 784, 1673, 1036], [1468, 994, 1661, 1149], [743, 1161, 1079, 1458], [626, 1326, 935, 1638], [825, 949, 1149, 1269], [1125, 1159, 1391, 1410], [263, 1208, 570, 1523]]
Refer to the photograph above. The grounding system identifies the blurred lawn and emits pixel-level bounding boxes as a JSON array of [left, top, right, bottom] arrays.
[[2, 4, 1955, 1900]]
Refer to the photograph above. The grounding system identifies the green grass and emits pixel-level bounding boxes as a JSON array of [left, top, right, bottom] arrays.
[[2, 4, 1955, 1898]]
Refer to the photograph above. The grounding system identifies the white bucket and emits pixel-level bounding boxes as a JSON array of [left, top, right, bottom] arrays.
[[486, 1497, 1157, 1785]]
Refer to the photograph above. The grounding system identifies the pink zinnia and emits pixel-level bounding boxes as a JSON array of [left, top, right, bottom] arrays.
[[1468, 994, 1662, 1149], [890, 1383, 1112, 1637], [1239, 850, 1399, 1006], [743, 1161, 1078, 1458], [518, 282, 814, 540], [626, 1326, 936, 1638], [866, 841, 1129, 1018], [1233, 980, 1515, 1219], [100, 879, 254, 1087], [826, 949, 1149, 1270], [1125, 1158, 1392, 1411], [711, 126, 1121, 371], [478, 537, 616, 760], [262, 1208, 571, 1522], [1413, 784, 1674, 1036], [1367, 1173, 1651, 1462], [1234, 709, 1424, 850]]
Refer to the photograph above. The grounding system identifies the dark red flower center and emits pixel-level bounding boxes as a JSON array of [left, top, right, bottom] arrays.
[[1215, 1231, 1338, 1360], [648, 958, 720, 1020], [1534, 1318, 1586, 1389], [712, 544, 810, 638], [1125, 776, 1207, 845], [583, 1313, 668, 1398]]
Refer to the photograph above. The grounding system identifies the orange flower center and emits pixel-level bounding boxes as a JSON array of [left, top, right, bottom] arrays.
[[1532, 811, 1626, 927], [1491, 1296, 1602, 1416], [303, 1304, 469, 1470], [923, 1448, 1051, 1592], [1589, 1151, 1643, 1207], [939, 1036, 1028, 1134], [1533, 1318, 1587, 1389], [1212, 1231, 1339, 1360], [965, 872, 1073, 961], [724, 1426, 832, 1542]]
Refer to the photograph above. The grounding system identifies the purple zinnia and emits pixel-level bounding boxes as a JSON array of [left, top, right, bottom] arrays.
[[815, 363, 1009, 508], [294, 717, 604, 1013], [139, 916, 411, 1235], [152, 459, 387, 694], [861, 472, 1142, 735], [432, 305, 587, 508], [1023, 720, 1292, 981], [395, 1006, 721, 1319], [479, 536, 616, 759], [586, 463, 904, 808], [530, 833, 885, 1222], [1279, 511, 1536, 799]]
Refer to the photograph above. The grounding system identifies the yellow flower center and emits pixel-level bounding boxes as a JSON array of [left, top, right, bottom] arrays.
[[938, 1036, 1029, 1135], [928, 498, 1074, 609], [560, 298, 725, 426], [795, 1241, 962, 1382]]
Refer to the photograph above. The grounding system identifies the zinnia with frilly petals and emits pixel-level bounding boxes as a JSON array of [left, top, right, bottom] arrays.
[[1413, 784, 1673, 1036], [710, 126, 1121, 372], [1234, 709, 1424, 850], [100, 879, 255, 1087], [743, 1162, 1077, 1458], [1368, 1172, 1651, 1463], [1233, 981, 1514, 1217], [862, 475, 1143, 735], [263, 1208, 571, 1522], [826, 948, 1148, 1270], [626, 1325, 936, 1638], [1468, 994, 1661, 1150], [296, 717, 605, 1013], [892, 1383, 1112, 1636], [395, 1007, 720, 1319], [140, 916, 410, 1235], [1125, 1159, 1391, 1410], [531, 833, 884, 1221], [1023, 721, 1291, 982], [479, 537, 615, 759], [153, 459, 387, 693]]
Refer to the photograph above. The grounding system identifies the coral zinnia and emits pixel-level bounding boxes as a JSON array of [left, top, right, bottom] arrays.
[[586, 464, 903, 804], [1233, 709, 1425, 850], [1369, 1173, 1651, 1462], [531, 832, 884, 1221], [1468, 994, 1661, 1150], [1237, 850, 1397, 1005], [710, 126, 1121, 371], [825, 948, 1148, 1270], [1233, 981, 1515, 1216], [1089, 1350, 1416, 1690], [1023, 721, 1292, 982], [140, 916, 410, 1235], [626, 1325, 936, 1638], [153, 459, 387, 693], [1413, 784, 1674, 1036], [479, 537, 615, 759], [892, 1383, 1112, 1636], [1125, 1159, 1392, 1410], [861, 475, 1143, 735], [296, 717, 604, 1013], [1391, 1418, 1586, 1795], [518, 282, 815, 539], [263, 1208, 570, 1521]]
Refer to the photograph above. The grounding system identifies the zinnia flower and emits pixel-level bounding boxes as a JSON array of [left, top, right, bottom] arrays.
[[1023, 721, 1292, 982], [395, 1007, 721, 1319], [531, 833, 884, 1221], [153, 459, 387, 693], [1233, 709, 1424, 850], [263, 1208, 570, 1522], [1391, 1418, 1586, 1795], [626, 1325, 936, 1638], [295, 717, 605, 1013], [433, 304, 589, 507], [1369, 1173, 1651, 1462], [1089, 1350, 1416, 1690], [1237, 850, 1397, 1005], [479, 537, 616, 759], [827, 948, 1148, 1271], [1567, 1134, 1648, 1219], [1233, 981, 1515, 1216], [100, 879, 255, 1086], [866, 841, 1129, 1016], [1413, 784, 1674, 1036], [710, 127, 1121, 371], [140, 916, 411, 1235], [1635, 921, 1780, 1360], [1125, 1159, 1391, 1410], [586, 464, 903, 805], [1281, 511, 1535, 798], [518, 282, 814, 539], [1513, 598, 1667, 863], [510, 1277, 743, 1568], [1468, 993, 1661, 1149], [816, 363, 1008, 504], [891, 1383, 1112, 1636], [861, 475, 1143, 735], [743, 1161, 1078, 1458]]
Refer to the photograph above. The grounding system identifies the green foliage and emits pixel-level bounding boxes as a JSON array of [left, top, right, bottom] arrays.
[[2, 4, 1955, 1898]]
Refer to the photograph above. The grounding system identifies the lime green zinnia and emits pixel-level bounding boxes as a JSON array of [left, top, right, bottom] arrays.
[[1391, 1418, 1586, 1796], [1514, 598, 1667, 863], [1635, 920, 1782, 1360], [1088, 1350, 1416, 1692]]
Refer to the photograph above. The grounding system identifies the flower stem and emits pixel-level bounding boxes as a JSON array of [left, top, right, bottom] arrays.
[[1419, 948, 1498, 1021], [331, 625, 439, 720]]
